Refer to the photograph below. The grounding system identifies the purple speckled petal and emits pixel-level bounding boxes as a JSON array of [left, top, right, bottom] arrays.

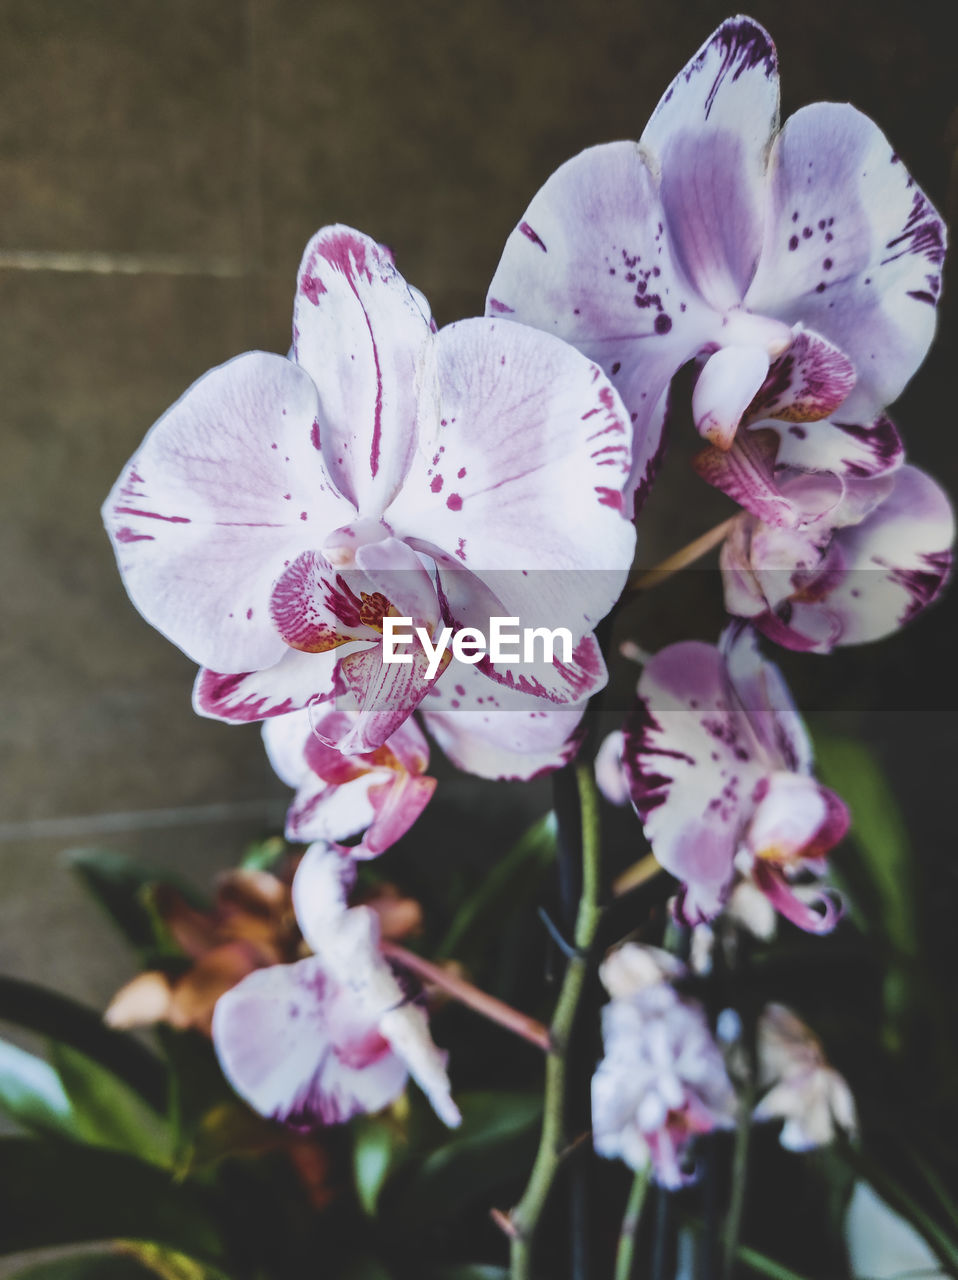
[[622, 641, 766, 922], [484, 141, 716, 501], [212, 956, 407, 1128], [642, 17, 779, 311], [720, 624, 813, 775], [293, 226, 435, 516], [745, 103, 946, 421], [696, 430, 846, 528], [810, 464, 955, 647], [385, 317, 636, 641], [421, 659, 585, 781], [744, 328, 856, 427], [102, 352, 352, 674]]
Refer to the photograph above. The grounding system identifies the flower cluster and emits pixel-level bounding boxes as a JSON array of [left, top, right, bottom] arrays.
[[100, 11, 949, 1212]]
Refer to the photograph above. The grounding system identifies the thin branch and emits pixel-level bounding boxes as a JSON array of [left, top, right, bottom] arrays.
[[626, 517, 736, 594], [381, 941, 550, 1052]]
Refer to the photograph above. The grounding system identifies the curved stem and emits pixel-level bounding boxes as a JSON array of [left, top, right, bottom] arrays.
[[723, 1082, 755, 1279], [510, 764, 603, 1278], [615, 1163, 651, 1280], [625, 516, 736, 595], [381, 942, 550, 1052]]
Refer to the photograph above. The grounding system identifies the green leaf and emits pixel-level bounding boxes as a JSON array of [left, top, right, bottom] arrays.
[[813, 736, 916, 957], [388, 1092, 541, 1229], [0, 1138, 227, 1264], [436, 814, 557, 961], [239, 836, 286, 873], [49, 1042, 171, 1167], [67, 849, 207, 959], [0, 1038, 75, 1139], [0, 977, 166, 1113], [352, 1114, 407, 1217]]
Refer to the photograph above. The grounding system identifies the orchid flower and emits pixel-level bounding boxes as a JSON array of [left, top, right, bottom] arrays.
[[263, 708, 436, 856], [620, 625, 848, 930], [104, 225, 636, 755], [721, 464, 954, 651], [213, 842, 460, 1129], [486, 17, 945, 509], [592, 943, 736, 1187], [753, 1004, 856, 1150]]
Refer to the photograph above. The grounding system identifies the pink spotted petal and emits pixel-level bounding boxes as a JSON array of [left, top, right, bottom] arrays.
[[103, 352, 353, 673], [193, 647, 341, 723], [692, 345, 770, 449], [770, 414, 904, 484], [745, 103, 946, 422], [293, 226, 435, 516], [212, 957, 407, 1128], [642, 18, 779, 311]]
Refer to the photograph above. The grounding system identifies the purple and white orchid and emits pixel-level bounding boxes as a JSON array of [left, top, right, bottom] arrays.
[[592, 943, 736, 1187], [721, 464, 954, 651], [487, 17, 945, 509], [263, 708, 435, 857], [621, 626, 848, 930], [104, 225, 636, 754], [213, 842, 460, 1129]]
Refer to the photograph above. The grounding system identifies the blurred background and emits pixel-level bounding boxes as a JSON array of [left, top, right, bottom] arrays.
[[0, 3, 955, 1270]]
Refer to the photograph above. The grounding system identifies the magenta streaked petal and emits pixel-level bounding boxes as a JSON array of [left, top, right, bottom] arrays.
[[814, 465, 955, 646], [269, 551, 372, 653], [746, 772, 848, 863], [692, 345, 770, 449], [337, 645, 439, 755], [421, 660, 585, 780], [293, 226, 435, 516], [745, 103, 946, 422], [286, 773, 379, 846], [772, 415, 904, 483], [360, 772, 436, 857], [212, 957, 407, 1129], [193, 648, 341, 723], [102, 352, 352, 673], [385, 318, 636, 632], [642, 18, 779, 310], [745, 329, 856, 426], [751, 862, 843, 935], [622, 641, 765, 919]]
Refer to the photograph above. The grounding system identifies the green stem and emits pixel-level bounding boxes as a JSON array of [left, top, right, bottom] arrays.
[[614, 1163, 652, 1280], [510, 764, 603, 1279], [734, 1244, 814, 1280], [723, 1081, 755, 1279]]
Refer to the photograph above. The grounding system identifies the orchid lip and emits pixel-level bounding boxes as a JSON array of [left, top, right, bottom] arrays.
[[323, 518, 395, 568]]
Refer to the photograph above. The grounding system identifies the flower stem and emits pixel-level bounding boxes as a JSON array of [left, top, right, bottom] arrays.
[[614, 1163, 651, 1280], [723, 1082, 755, 1280], [380, 942, 550, 1052], [625, 516, 736, 595], [510, 763, 603, 1278]]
